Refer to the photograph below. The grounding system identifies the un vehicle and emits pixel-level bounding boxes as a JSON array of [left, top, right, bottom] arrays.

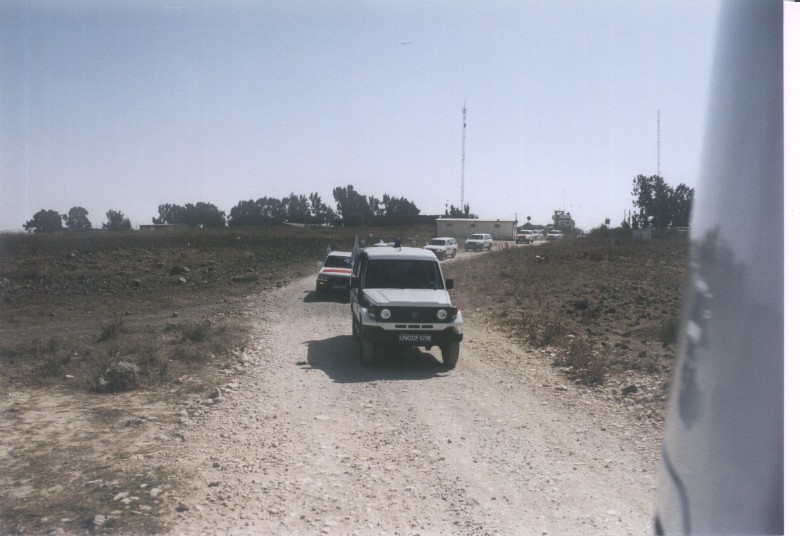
[[350, 246, 463, 368]]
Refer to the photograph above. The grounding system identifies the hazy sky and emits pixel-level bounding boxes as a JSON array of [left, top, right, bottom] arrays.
[[0, 0, 722, 232]]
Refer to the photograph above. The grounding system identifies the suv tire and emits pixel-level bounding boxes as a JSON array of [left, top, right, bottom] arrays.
[[441, 341, 460, 368], [352, 314, 360, 340], [360, 337, 375, 366]]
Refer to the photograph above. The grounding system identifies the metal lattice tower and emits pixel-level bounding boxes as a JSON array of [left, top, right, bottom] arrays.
[[461, 104, 467, 211], [657, 109, 661, 177]]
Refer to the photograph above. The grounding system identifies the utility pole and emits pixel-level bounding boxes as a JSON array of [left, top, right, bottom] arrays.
[[461, 103, 466, 211]]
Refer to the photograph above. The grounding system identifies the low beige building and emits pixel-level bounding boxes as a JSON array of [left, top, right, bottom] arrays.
[[435, 218, 516, 241]]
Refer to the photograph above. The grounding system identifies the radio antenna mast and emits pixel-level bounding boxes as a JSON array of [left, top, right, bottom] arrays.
[[657, 109, 661, 177], [461, 103, 467, 211]]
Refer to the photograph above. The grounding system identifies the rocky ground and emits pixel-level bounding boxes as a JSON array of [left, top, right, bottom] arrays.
[[0, 229, 686, 534]]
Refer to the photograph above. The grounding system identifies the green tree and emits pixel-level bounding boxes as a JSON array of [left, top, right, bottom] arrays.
[[228, 199, 263, 226], [332, 185, 370, 226], [23, 209, 63, 233], [62, 207, 92, 230], [262, 197, 287, 225], [190, 202, 226, 228], [103, 210, 132, 231], [308, 192, 337, 225], [152, 203, 185, 225], [284, 193, 312, 223], [446, 203, 477, 218], [382, 194, 420, 224], [631, 175, 695, 229], [368, 196, 384, 219], [670, 183, 694, 227], [632, 175, 671, 229], [153, 202, 225, 227]]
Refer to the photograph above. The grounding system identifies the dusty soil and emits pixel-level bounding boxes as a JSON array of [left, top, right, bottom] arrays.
[[0, 229, 685, 534], [446, 234, 688, 426], [164, 271, 660, 535]]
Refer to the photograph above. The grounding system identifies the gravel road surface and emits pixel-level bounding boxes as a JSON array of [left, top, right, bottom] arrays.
[[168, 273, 661, 535]]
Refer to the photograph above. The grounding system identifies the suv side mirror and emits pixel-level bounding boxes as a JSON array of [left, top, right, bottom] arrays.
[[446, 278, 454, 290], [351, 276, 361, 290]]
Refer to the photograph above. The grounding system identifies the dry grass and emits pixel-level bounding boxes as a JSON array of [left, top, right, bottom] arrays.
[[444, 232, 688, 390], [0, 224, 439, 392]]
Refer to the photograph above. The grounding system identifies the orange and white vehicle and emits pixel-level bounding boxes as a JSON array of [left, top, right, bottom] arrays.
[[315, 251, 353, 294]]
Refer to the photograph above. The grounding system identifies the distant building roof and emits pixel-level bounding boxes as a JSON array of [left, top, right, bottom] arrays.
[[436, 218, 515, 223]]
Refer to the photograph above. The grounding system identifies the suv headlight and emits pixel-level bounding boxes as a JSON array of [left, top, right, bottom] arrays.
[[317, 274, 328, 281], [437, 309, 448, 320], [380, 308, 392, 320]]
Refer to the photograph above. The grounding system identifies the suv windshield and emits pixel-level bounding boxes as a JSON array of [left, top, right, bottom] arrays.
[[429, 239, 446, 246], [324, 255, 351, 268], [363, 259, 444, 290], [468, 234, 482, 240]]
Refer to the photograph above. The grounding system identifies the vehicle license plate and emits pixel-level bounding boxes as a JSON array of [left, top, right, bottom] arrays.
[[399, 334, 431, 343]]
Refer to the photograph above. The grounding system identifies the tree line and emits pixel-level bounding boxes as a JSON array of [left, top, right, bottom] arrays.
[[21, 176, 694, 233], [21, 185, 424, 232], [23, 208, 131, 233], [628, 174, 694, 229]]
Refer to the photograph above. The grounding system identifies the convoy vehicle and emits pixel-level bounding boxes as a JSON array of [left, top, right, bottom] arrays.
[[515, 230, 534, 244], [546, 229, 563, 241], [350, 245, 463, 368], [424, 237, 458, 260], [464, 233, 493, 251], [315, 251, 352, 294], [532, 230, 544, 241]]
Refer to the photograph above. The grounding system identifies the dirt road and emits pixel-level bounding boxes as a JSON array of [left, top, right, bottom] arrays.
[[167, 271, 661, 535]]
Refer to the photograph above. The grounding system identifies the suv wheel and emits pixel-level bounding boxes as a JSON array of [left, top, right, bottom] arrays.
[[441, 341, 460, 369], [360, 337, 375, 366], [351, 314, 360, 340]]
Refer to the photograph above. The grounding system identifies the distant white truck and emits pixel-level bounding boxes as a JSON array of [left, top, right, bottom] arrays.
[[464, 233, 493, 251], [424, 237, 458, 260], [515, 230, 534, 244]]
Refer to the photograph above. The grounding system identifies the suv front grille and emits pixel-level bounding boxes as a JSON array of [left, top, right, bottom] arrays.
[[379, 307, 451, 323]]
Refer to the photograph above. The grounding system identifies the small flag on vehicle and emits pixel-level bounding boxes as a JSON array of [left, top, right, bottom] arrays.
[[349, 235, 361, 267]]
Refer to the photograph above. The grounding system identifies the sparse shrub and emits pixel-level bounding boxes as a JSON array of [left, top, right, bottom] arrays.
[[137, 342, 169, 382], [180, 321, 209, 343], [555, 335, 608, 385], [31, 337, 67, 380], [96, 361, 141, 392], [37, 353, 66, 378], [173, 320, 247, 357], [528, 315, 568, 347], [98, 320, 126, 342], [659, 315, 679, 346]]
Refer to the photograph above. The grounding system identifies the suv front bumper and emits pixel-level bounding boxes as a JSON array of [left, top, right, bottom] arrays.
[[360, 325, 463, 347]]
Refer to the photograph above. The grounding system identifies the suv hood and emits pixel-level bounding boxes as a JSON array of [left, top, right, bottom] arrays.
[[363, 288, 452, 307], [424, 245, 446, 251]]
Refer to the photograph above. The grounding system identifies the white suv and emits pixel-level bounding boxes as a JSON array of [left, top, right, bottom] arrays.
[[464, 233, 493, 251], [424, 237, 458, 260], [350, 246, 464, 368]]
